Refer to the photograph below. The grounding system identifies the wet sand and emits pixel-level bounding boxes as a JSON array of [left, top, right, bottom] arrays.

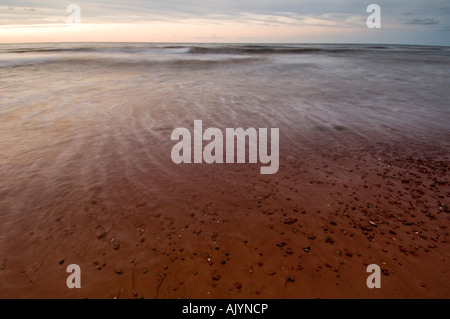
[[0, 128, 448, 299]]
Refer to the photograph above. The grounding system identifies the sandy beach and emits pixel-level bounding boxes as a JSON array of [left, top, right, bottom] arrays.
[[0, 43, 449, 298]]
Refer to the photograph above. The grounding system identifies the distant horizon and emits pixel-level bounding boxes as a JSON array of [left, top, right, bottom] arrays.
[[1, 41, 449, 48]]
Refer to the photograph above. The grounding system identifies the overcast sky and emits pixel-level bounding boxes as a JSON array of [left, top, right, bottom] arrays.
[[1, 0, 449, 45]]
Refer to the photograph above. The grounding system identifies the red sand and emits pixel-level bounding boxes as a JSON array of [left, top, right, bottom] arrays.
[[0, 130, 449, 299]]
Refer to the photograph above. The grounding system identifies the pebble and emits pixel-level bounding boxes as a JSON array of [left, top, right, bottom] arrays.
[[283, 218, 297, 225], [96, 230, 107, 239], [359, 224, 373, 232], [286, 275, 295, 282], [93, 262, 102, 270], [212, 274, 221, 281], [307, 233, 316, 240]]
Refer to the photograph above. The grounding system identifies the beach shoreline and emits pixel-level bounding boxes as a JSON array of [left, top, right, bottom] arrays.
[[0, 43, 449, 299]]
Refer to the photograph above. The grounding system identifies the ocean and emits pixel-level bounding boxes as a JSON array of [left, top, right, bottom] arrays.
[[1, 43, 449, 139]]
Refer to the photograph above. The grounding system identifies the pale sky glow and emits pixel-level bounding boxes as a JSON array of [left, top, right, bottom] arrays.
[[0, 1, 449, 45]]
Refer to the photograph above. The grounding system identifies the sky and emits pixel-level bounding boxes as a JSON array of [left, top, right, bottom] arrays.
[[0, 0, 449, 45]]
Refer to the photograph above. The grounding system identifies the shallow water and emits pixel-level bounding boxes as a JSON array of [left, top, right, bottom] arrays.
[[0, 42, 449, 221]]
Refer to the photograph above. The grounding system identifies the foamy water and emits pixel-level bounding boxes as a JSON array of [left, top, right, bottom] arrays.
[[0, 43, 449, 222]]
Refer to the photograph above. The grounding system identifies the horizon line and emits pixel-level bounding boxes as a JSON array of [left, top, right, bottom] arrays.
[[1, 41, 449, 48]]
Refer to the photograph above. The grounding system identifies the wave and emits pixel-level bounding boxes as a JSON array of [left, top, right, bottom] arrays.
[[1, 43, 448, 69], [187, 46, 355, 55], [2, 43, 446, 56]]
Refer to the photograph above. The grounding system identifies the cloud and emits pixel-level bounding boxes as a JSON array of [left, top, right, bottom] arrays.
[[1, 1, 449, 45], [407, 18, 439, 25]]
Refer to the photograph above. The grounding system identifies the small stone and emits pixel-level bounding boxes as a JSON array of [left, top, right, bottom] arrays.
[[212, 274, 220, 281], [306, 233, 316, 240], [234, 282, 242, 289], [283, 218, 297, 225], [303, 246, 311, 252], [96, 230, 107, 239], [286, 247, 293, 255], [58, 259, 65, 265], [369, 221, 377, 227], [286, 275, 295, 282], [93, 262, 102, 270], [115, 269, 123, 275], [344, 249, 353, 257], [359, 223, 373, 232]]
